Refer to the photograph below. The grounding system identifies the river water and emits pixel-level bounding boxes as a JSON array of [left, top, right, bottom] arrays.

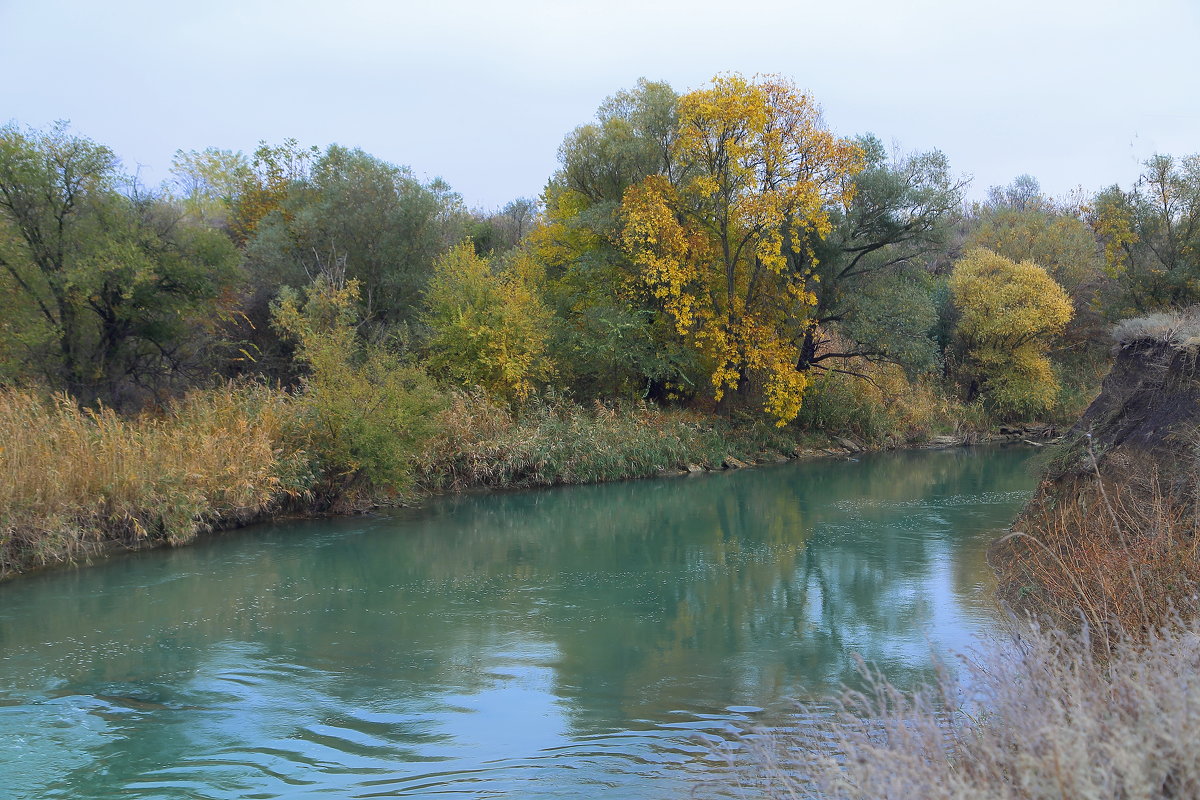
[[0, 445, 1036, 798]]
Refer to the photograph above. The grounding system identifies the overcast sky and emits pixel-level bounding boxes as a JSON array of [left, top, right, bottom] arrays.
[[2, 0, 1197, 210]]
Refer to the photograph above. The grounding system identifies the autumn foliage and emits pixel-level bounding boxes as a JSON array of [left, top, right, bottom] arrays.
[[620, 74, 863, 423], [423, 243, 557, 403], [4, 76, 1196, 575], [949, 248, 1074, 417]]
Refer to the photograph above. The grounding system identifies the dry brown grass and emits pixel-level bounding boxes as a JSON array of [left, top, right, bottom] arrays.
[[993, 452, 1200, 639], [729, 393, 1200, 798], [733, 617, 1200, 799], [0, 385, 312, 576], [1112, 308, 1200, 350]]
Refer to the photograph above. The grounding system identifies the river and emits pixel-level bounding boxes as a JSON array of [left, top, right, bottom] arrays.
[[0, 445, 1036, 798]]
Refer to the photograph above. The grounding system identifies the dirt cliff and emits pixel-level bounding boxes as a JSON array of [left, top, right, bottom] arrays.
[[994, 311, 1200, 629]]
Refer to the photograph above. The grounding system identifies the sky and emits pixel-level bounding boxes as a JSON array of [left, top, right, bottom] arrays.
[[2, 0, 1197, 210]]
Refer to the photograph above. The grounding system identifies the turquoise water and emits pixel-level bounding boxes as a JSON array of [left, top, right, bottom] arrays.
[[0, 445, 1036, 798]]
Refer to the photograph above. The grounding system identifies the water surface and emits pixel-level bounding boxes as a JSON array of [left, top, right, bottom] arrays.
[[0, 445, 1036, 798]]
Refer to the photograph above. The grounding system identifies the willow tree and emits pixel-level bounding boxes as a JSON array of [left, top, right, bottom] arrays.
[[949, 248, 1074, 417], [620, 74, 862, 423], [803, 135, 964, 376], [967, 181, 1110, 402]]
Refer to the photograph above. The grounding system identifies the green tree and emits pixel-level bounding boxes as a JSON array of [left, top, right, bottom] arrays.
[[535, 79, 700, 401], [949, 248, 1073, 417], [985, 173, 1042, 210], [801, 135, 965, 377], [423, 242, 556, 402], [272, 271, 441, 498], [466, 197, 539, 256], [0, 122, 238, 404], [168, 147, 251, 228], [0, 122, 117, 393], [229, 143, 464, 382], [228, 138, 320, 245], [242, 144, 463, 327], [555, 78, 680, 205], [1092, 153, 1200, 314]]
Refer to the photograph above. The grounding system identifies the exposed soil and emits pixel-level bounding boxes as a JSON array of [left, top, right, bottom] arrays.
[[994, 335, 1200, 626]]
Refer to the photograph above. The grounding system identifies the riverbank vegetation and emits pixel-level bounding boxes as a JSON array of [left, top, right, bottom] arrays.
[[735, 616, 1200, 799], [733, 312, 1200, 799], [0, 384, 309, 575], [996, 309, 1200, 637], [2, 74, 1198, 577]]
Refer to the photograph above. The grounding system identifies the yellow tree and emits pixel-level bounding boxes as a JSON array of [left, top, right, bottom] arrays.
[[620, 73, 862, 423], [949, 248, 1074, 417], [423, 242, 556, 403]]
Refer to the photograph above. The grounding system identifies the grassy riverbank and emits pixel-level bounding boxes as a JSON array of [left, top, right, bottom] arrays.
[[0, 385, 312, 577], [1, 370, 1000, 579], [0, 385, 795, 578]]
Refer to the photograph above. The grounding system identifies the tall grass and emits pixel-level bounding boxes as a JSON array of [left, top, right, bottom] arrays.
[[733, 616, 1200, 799], [0, 385, 311, 576], [994, 449, 1200, 638], [0, 384, 805, 577], [417, 391, 743, 490]]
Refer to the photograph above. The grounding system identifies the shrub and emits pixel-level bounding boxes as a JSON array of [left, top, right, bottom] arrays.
[[418, 391, 732, 490], [423, 243, 557, 403], [949, 248, 1074, 418], [793, 362, 975, 445], [273, 273, 443, 502]]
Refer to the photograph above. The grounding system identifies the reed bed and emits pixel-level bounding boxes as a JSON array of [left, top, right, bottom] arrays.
[[0, 385, 311, 576], [417, 391, 739, 490]]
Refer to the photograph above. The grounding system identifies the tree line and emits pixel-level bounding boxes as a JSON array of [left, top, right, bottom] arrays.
[[2, 74, 1197, 431]]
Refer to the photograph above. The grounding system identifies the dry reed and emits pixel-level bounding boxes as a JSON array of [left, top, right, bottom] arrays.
[[993, 457, 1200, 638], [0, 385, 311, 576], [730, 616, 1200, 800], [417, 390, 731, 490]]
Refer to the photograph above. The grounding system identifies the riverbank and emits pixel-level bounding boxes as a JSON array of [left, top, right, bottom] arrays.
[[739, 311, 1200, 799], [0, 380, 1050, 581], [995, 311, 1200, 635], [0, 386, 798, 578]]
